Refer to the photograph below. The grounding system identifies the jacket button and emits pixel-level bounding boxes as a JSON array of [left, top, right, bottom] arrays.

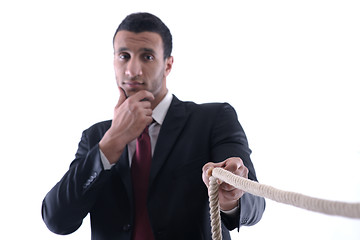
[[122, 224, 131, 232], [156, 231, 167, 239]]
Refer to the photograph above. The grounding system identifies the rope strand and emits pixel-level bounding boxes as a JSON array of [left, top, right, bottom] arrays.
[[209, 176, 222, 240]]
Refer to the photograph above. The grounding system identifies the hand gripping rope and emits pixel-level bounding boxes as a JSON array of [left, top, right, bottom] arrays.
[[208, 167, 360, 240]]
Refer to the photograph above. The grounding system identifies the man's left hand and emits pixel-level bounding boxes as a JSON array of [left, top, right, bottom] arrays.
[[202, 157, 248, 211]]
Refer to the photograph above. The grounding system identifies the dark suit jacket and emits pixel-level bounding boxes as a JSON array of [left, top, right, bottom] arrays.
[[42, 95, 265, 240]]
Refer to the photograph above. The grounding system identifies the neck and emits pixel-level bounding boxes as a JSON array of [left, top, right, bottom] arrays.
[[151, 89, 168, 110]]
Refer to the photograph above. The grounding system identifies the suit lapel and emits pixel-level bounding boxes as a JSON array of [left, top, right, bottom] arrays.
[[149, 96, 189, 186]]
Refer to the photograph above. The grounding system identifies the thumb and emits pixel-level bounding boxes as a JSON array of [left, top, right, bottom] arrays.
[[115, 87, 127, 108]]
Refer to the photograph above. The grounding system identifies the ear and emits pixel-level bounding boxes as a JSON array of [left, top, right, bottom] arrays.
[[164, 56, 174, 77]]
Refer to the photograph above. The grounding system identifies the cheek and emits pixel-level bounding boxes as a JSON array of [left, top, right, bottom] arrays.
[[114, 64, 124, 78], [152, 64, 166, 78]]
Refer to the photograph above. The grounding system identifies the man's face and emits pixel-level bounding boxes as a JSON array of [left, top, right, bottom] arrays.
[[113, 30, 173, 104]]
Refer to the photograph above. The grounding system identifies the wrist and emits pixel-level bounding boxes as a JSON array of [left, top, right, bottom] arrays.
[[99, 133, 126, 164], [220, 199, 239, 212]]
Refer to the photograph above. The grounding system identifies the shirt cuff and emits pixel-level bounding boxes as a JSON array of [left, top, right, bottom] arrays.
[[99, 148, 115, 170], [221, 205, 239, 216]]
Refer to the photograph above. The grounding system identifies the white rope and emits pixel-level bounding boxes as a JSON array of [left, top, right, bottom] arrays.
[[209, 176, 222, 240], [209, 167, 360, 240]]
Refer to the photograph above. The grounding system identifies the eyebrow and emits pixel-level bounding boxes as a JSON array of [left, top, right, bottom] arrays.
[[115, 47, 156, 54]]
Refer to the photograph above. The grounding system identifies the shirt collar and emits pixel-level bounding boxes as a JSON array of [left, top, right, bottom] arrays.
[[152, 91, 173, 125]]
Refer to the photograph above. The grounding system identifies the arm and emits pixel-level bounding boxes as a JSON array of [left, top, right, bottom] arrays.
[[42, 89, 155, 235], [41, 129, 111, 235], [203, 103, 265, 230]]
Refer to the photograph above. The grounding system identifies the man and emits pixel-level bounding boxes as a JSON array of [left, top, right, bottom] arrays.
[[42, 12, 265, 240]]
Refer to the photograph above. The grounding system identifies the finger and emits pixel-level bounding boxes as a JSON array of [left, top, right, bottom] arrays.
[[220, 182, 236, 192], [139, 99, 153, 110], [219, 188, 244, 202], [133, 90, 155, 103], [143, 108, 153, 116], [145, 116, 154, 125], [202, 162, 215, 187], [202, 161, 229, 185], [223, 157, 243, 172], [238, 165, 249, 178], [202, 162, 214, 175], [134, 107, 153, 125], [203, 161, 227, 174], [115, 87, 127, 108], [203, 162, 221, 179], [219, 158, 246, 191], [224, 162, 248, 179], [136, 115, 155, 134]]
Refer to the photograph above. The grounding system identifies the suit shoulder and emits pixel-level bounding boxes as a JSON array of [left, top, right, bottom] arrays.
[[181, 100, 235, 114]]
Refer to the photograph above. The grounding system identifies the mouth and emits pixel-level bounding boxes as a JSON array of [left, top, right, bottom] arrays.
[[123, 81, 145, 89]]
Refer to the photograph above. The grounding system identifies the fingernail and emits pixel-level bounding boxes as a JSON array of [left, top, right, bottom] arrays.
[[207, 167, 214, 177]]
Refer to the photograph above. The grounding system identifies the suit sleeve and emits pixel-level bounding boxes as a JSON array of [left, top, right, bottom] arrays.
[[41, 128, 111, 235], [210, 103, 265, 230]]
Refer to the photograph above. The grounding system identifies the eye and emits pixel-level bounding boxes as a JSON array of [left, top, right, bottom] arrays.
[[144, 54, 154, 61], [118, 53, 130, 60]]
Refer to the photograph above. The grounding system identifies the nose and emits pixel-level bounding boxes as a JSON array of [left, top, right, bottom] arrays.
[[125, 58, 142, 78]]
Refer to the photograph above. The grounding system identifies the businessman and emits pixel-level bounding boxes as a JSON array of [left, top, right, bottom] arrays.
[[42, 12, 265, 240]]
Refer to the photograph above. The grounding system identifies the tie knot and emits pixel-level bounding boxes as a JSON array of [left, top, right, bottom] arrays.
[[138, 126, 149, 140], [142, 126, 149, 135]]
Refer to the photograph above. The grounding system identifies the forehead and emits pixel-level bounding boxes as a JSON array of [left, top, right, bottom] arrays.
[[113, 31, 163, 54]]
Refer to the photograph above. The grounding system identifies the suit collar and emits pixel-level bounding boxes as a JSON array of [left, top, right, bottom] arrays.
[[152, 91, 173, 125]]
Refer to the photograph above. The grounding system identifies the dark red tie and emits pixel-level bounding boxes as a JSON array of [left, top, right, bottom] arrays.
[[131, 126, 154, 240]]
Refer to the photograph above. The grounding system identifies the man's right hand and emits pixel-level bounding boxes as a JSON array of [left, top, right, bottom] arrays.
[[99, 87, 154, 164]]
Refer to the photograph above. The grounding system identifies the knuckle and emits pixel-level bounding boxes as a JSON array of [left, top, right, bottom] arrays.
[[142, 101, 151, 109]]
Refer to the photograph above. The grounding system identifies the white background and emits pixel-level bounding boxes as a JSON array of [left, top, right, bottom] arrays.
[[0, 0, 359, 239]]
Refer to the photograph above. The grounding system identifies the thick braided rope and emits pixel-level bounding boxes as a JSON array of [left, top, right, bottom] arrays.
[[211, 167, 360, 219], [209, 176, 222, 240]]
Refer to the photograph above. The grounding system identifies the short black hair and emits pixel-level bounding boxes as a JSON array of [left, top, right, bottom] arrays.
[[113, 12, 173, 59]]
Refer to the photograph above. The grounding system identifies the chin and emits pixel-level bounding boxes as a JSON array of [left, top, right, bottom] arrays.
[[124, 88, 144, 97]]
